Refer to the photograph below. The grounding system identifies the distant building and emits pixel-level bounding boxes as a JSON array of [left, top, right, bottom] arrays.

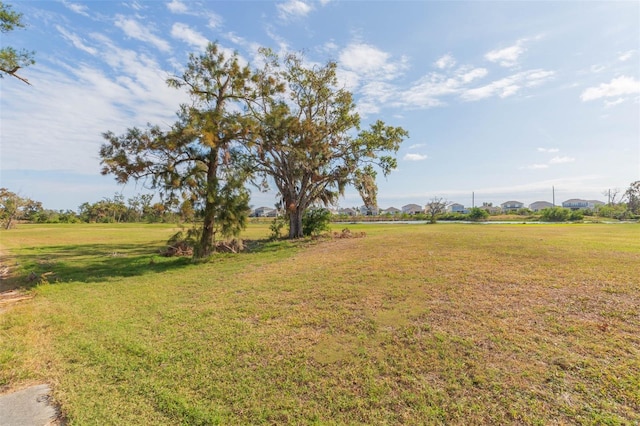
[[253, 206, 276, 217], [529, 201, 554, 212], [501, 201, 525, 213], [562, 199, 605, 210], [402, 204, 424, 215], [359, 205, 380, 216], [338, 207, 357, 216], [447, 203, 467, 214], [479, 203, 501, 214], [381, 207, 401, 215]]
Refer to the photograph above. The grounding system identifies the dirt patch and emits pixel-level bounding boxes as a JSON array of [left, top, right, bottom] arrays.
[[0, 289, 33, 313]]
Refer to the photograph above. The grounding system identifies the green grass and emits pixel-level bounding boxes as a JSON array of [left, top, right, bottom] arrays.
[[1, 222, 639, 424]]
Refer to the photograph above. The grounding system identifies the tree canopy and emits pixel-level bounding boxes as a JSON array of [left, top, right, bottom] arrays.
[[248, 51, 408, 238], [100, 43, 408, 254], [0, 188, 41, 229], [625, 180, 640, 215], [100, 44, 257, 258], [0, 1, 35, 84]]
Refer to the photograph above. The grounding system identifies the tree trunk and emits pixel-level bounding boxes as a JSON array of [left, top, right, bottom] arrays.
[[288, 206, 304, 239], [195, 149, 219, 259]]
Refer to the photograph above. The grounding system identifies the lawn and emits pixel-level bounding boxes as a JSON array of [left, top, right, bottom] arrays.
[[1, 222, 639, 424]]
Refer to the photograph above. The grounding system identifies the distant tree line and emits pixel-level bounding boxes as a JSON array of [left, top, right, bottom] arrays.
[[0, 189, 191, 228], [2, 180, 639, 230]]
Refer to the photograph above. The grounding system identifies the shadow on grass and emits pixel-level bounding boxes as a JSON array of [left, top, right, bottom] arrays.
[[4, 242, 192, 287], [2, 238, 302, 289]]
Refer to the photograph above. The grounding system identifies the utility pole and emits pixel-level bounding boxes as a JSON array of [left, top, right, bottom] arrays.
[[552, 186, 555, 207], [472, 192, 475, 208]]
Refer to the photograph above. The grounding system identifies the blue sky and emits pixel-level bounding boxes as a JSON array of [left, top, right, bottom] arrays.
[[1, 0, 638, 211]]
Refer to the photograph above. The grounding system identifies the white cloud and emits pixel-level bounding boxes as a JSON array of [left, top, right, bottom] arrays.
[[580, 76, 640, 101], [459, 67, 488, 83], [524, 164, 550, 170], [525, 70, 554, 86], [171, 23, 209, 50], [435, 54, 456, 69], [56, 26, 97, 55], [408, 143, 426, 150], [485, 42, 525, 68], [167, 0, 188, 13], [127, 1, 145, 11], [549, 156, 575, 164], [537, 147, 559, 153], [320, 41, 339, 53], [114, 15, 171, 52], [62, 1, 90, 17], [461, 69, 554, 101], [337, 42, 408, 114], [619, 50, 635, 62], [339, 43, 403, 80], [590, 64, 606, 73], [398, 73, 458, 108], [604, 98, 625, 108], [207, 13, 223, 29], [404, 153, 428, 161], [277, 0, 313, 19]]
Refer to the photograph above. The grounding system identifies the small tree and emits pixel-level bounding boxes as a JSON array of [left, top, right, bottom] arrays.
[[425, 197, 448, 224], [0, 188, 41, 229]]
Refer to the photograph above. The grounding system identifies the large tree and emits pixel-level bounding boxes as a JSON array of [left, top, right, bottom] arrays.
[[248, 52, 408, 238], [100, 44, 256, 258], [0, 1, 34, 84], [625, 180, 640, 215]]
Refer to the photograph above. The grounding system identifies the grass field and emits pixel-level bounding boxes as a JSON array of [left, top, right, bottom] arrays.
[[1, 222, 639, 424]]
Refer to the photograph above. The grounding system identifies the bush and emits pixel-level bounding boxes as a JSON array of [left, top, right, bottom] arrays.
[[468, 207, 489, 221], [540, 207, 570, 222], [302, 208, 331, 236], [569, 210, 584, 222], [269, 216, 287, 240]]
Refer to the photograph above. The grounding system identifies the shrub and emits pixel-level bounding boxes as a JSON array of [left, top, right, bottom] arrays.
[[302, 208, 331, 236], [269, 216, 287, 240], [540, 207, 570, 222], [468, 207, 489, 221], [569, 210, 584, 221]]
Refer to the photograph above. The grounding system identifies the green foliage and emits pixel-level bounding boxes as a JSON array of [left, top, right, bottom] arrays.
[[100, 43, 257, 258], [597, 204, 634, 220], [0, 188, 42, 229], [268, 216, 287, 240], [625, 180, 640, 214], [569, 209, 584, 221], [467, 207, 489, 221], [250, 50, 408, 238], [302, 208, 332, 236], [538, 207, 584, 222], [0, 1, 35, 83]]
